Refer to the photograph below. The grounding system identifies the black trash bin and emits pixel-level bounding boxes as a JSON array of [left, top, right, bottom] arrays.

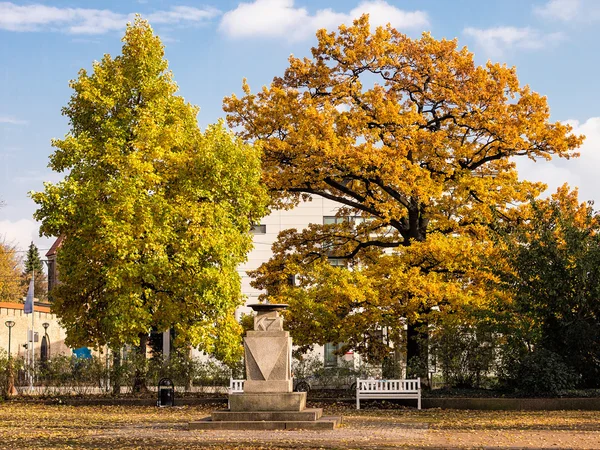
[[157, 378, 174, 407]]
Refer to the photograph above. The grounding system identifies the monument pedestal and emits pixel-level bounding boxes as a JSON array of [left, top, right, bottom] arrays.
[[189, 304, 342, 430], [189, 411, 342, 430], [190, 404, 342, 430], [229, 392, 306, 411], [212, 408, 321, 422]]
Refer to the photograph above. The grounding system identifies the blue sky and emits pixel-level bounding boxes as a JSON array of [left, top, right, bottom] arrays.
[[1, 0, 600, 254]]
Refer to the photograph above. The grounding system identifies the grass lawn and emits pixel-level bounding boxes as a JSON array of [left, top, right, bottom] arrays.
[[1, 401, 599, 449]]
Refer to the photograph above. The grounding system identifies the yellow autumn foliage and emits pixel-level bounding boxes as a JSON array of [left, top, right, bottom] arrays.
[[226, 16, 583, 369], [31, 18, 268, 362]]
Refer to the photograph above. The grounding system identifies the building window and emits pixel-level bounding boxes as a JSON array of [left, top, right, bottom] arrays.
[[250, 224, 266, 234], [324, 342, 341, 367], [323, 216, 372, 226], [47, 259, 55, 291], [287, 274, 296, 286], [328, 257, 347, 267], [323, 216, 342, 225]]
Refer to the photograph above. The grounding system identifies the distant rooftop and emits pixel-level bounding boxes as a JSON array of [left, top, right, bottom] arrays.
[[45, 235, 64, 258]]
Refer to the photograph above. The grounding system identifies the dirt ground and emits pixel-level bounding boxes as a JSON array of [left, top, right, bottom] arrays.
[[1, 401, 600, 449]]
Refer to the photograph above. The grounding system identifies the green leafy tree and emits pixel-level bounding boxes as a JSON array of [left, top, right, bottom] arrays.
[[0, 203, 24, 302], [0, 239, 25, 302], [23, 242, 48, 301], [24, 242, 43, 274], [31, 18, 268, 368], [497, 185, 600, 388]]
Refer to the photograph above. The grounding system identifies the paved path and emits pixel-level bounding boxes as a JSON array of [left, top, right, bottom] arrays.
[[87, 416, 600, 449], [3, 404, 600, 449]]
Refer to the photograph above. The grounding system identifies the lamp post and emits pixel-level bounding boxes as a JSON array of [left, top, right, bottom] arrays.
[[5, 320, 15, 358], [42, 322, 50, 361], [5, 320, 16, 396], [30, 270, 35, 390]]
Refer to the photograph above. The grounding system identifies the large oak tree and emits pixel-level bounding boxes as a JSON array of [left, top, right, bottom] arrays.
[[224, 17, 583, 377]]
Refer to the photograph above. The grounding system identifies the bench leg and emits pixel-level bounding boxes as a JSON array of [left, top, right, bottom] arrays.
[[356, 396, 360, 410], [418, 396, 421, 410]]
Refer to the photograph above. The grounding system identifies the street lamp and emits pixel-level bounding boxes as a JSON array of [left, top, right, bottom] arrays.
[[5, 320, 16, 396], [42, 322, 50, 360], [4, 321, 15, 358]]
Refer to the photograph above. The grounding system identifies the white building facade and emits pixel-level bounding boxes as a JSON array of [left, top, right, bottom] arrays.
[[238, 195, 343, 311], [237, 195, 356, 368]]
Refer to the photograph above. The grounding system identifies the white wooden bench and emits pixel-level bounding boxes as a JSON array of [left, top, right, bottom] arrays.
[[228, 379, 244, 409], [229, 378, 244, 394], [356, 378, 421, 410]]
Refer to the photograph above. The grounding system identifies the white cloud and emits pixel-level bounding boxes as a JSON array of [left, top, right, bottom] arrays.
[[0, 116, 28, 125], [0, 219, 53, 255], [517, 117, 600, 204], [534, 0, 582, 21], [534, 0, 600, 22], [219, 0, 429, 41], [463, 26, 564, 57], [146, 6, 220, 25], [0, 2, 220, 34]]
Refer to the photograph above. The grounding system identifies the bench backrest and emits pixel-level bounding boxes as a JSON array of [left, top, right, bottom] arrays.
[[229, 379, 244, 392], [357, 378, 420, 392]]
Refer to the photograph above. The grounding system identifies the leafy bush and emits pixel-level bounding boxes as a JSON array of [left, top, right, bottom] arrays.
[[0, 350, 24, 398], [382, 355, 403, 379], [292, 353, 380, 390], [430, 320, 497, 389], [194, 357, 233, 389], [36, 354, 109, 395], [147, 352, 235, 392], [510, 349, 578, 395], [292, 353, 324, 380], [147, 353, 193, 390], [0, 349, 8, 396]]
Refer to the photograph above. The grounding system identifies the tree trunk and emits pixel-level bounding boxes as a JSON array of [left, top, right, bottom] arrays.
[[185, 347, 193, 392], [133, 333, 149, 393], [6, 359, 17, 397], [406, 319, 429, 386], [111, 349, 121, 396]]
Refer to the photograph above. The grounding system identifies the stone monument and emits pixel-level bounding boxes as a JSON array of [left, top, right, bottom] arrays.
[[190, 304, 342, 430]]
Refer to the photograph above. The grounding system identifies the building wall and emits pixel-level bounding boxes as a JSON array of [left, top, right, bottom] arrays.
[[237, 195, 343, 314], [234, 196, 356, 368], [0, 302, 71, 359]]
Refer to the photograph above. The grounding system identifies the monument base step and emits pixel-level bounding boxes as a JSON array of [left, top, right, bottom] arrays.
[[189, 415, 342, 430], [212, 408, 323, 422], [229, 392, 307, 411]]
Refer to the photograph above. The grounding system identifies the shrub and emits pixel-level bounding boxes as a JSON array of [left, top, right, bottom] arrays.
[[292, 353, 380, 390], [194, 358, 232, 389], [512, 349, 578, 395], [382, 355, 403, 379], [0, 350, 22, 398], [292, 353, 323, 380], [429, 319, 497, 389], [37, 354, 109, 395]]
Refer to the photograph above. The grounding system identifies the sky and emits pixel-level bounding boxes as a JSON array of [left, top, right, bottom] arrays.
[[1, 0, 600, 256]]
